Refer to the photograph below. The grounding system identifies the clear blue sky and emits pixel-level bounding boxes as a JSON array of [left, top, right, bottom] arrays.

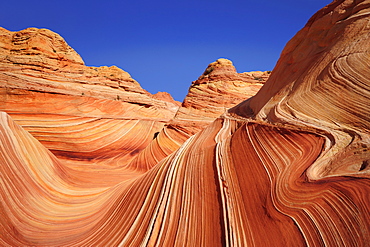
[[1, 0, 332, 101]]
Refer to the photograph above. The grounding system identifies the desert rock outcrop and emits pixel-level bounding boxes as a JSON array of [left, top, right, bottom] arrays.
[[0, 29, 266, 170], [1, 0, 369, 246], [128, 58, 267, 170], [0, 27, 181, 168]]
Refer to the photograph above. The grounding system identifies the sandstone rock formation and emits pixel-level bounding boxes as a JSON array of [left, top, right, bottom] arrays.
[[0, 28, 266, 171], [128, 58, 267, 170], [0, 27, 181, 169], [1, 0, 370, 246]]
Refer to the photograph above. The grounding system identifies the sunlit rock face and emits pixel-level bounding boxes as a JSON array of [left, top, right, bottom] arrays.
[[232, 0, 370, 180], [1, 0, 370, 246], [0, 28, 264, 172], [182, 58, 267, 122], [176, 58, 267, 135], [0, 27, 180, 168], [129, 58, 267, 170]]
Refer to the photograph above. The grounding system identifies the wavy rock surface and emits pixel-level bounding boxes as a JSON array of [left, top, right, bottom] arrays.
[[1, 0, 370, 246], [0, 27, 181, 168], [0, 28, 264, 171], [128, 58, 267, 170], [232, 0, 370, 180]]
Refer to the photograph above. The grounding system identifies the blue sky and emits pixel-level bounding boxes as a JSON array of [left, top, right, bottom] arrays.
[[1, 0, 332, 101]]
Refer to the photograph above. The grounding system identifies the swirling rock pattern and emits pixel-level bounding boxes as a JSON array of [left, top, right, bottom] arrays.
[[1, 0, 370, 246], [0, 27, 181, 169], [128, 58, 267, 171], [232, 0, 370, 180], [0, 28, 265, 171]]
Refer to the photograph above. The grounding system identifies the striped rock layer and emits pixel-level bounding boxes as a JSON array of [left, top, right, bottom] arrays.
[[0, 26, 265, 171], [129, 58, 267, 171], [0, 0, 370, 246], [0, 26, 181, 171]]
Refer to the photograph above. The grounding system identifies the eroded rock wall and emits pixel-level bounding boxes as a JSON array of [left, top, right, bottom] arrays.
[[0, 0, 369, 246]]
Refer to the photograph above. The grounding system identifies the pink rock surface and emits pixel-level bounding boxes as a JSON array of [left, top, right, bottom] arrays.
[[0, 0, 369, 246]]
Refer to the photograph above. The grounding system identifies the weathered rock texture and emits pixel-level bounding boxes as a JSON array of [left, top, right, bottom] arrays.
[[0, 27, 182, 169], [128, 58, 267, 170], [0, 27, 266, 171], [1, 0, 370, 246]]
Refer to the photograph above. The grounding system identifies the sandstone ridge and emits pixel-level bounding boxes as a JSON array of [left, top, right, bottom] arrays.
[[0, 27, 265, 170], [0, 0, 369, 245]]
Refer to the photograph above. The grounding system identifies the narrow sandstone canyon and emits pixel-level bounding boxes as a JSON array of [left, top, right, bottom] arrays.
[[0, 0, 369, 246]]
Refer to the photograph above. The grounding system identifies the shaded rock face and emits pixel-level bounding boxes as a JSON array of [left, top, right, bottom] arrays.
[[1, 0, 370, 246]]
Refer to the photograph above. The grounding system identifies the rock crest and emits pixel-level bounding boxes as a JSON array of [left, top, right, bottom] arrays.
[[0, 1, 369, 245]]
